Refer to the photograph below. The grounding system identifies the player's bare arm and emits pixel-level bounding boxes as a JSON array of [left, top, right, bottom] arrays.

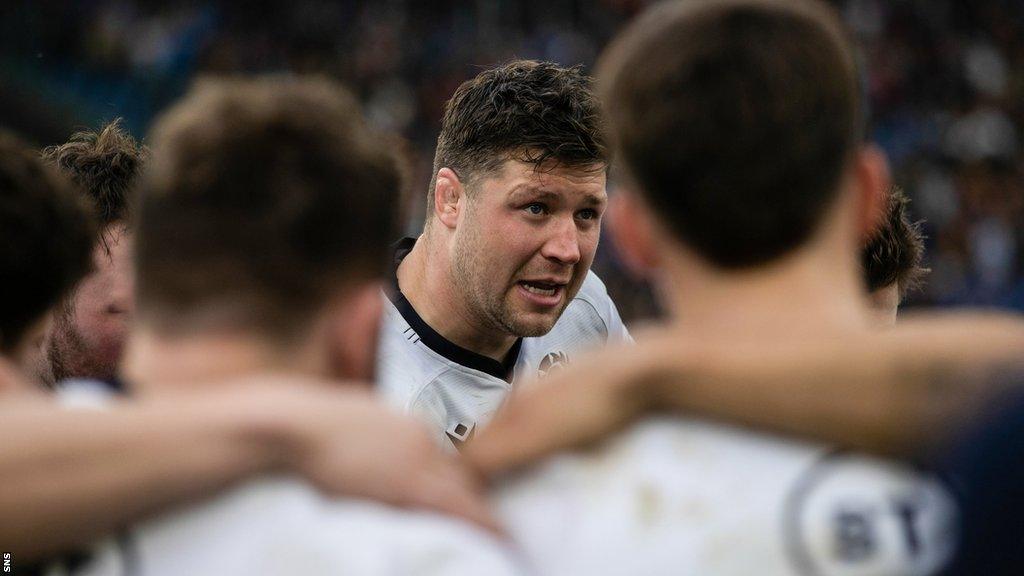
[[0, 382, 493, 561], [466, 313, 1024, 478]]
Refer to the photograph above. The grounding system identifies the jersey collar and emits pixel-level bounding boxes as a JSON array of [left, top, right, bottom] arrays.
[[387, 237, 523, 381]]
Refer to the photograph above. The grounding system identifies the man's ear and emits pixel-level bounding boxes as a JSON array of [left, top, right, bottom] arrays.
[[326, 282, 384, 383], [853, 144, 891, 242], [433, 168, 464, 230], [608, 189, 662, 278]]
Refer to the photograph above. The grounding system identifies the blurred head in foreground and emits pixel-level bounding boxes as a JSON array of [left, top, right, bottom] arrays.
[[600, 0, 890, 332], [422, 60, 610, 337], [37, 120, 145, 387], [127, 76, 401, 388], [861, 186, 927, 325], [0, 130, 94, 382]]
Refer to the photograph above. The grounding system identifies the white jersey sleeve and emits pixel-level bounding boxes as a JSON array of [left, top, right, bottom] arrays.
[[66, 477, 524, 576], [494, 418, 956, 576], [571, 269, 632, 345]]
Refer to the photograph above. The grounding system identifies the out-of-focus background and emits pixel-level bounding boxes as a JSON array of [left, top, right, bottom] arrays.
[[2, 0, 1022, 323]]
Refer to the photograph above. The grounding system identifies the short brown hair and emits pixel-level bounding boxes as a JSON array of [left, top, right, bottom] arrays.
[[430, 60, 608, 198], [862, 186, 928, 297], [599, 0, 862, 268], [137, 76, 401, 339], [42, 119, 146, 229], [0, 131, 94, 351]]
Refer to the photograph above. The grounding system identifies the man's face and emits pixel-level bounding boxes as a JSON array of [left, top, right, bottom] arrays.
[[38, 225, 134, 385], [450, 160, 606, 337]]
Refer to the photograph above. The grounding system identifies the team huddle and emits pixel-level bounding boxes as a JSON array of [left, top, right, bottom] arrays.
[[2, 0, 1023, 575]]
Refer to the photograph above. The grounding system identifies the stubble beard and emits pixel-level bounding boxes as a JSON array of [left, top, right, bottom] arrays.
[[451, 236, 567, 340], [43, 310, 115, 386]]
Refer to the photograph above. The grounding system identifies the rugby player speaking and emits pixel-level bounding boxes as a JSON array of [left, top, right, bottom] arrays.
[[378, 60, 629, 448]]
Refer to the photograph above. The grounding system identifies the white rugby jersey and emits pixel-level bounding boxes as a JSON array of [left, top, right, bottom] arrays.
[[494, 417, 957, 576], [57, 477, 524, 576], [377, 238, 631, 449], [47, 384, 524, 576]]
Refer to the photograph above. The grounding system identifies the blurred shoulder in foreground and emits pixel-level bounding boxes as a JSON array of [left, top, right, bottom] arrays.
[[474, 313, 1024, 576]]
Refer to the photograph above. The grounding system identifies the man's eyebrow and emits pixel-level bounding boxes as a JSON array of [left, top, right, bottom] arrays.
[[509, 185, 608, 206]]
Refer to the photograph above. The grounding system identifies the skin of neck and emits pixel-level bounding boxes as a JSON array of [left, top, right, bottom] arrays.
[[0, 355, 42, 396], [398, 226, 517, 361], [123, 310, 347, 395], [654, 182, 875, 342]]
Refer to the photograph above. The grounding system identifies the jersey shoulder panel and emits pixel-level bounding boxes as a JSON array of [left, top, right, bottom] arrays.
[[409, 369, 510, 449], [495, 418, 956, 576], [575, 268, 613, 302], [72, 478, 525, 576], [376, 294, 453, 410], [567, 270, 631, 343], [571, 270, 615, 334]]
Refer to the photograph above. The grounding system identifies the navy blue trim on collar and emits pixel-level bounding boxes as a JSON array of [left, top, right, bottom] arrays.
[[387, 237, 522, 381]]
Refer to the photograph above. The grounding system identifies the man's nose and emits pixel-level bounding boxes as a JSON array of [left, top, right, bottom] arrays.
[[541, 217, 581, 265]]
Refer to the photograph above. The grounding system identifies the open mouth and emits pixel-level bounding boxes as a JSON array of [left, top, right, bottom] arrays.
[[516, 279, 568, 307], [519, 280, 560, 296]]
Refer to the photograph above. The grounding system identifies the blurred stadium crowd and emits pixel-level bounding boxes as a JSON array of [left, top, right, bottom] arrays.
[[2, 0, 1023, 322]]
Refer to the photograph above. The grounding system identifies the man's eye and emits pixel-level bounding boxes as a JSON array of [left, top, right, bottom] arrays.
[[577, 209, 597, 221], [525, 203, 547, 215]]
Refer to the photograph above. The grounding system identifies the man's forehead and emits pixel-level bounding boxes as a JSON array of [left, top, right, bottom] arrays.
[[492, 159, 607, 197]]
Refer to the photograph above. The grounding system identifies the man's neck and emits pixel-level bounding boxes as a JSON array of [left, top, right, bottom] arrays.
[[123, 328, 327, 393], [397, 234, 517, 362], [0, 357, 37, 395], [660, 242, 872, 342]]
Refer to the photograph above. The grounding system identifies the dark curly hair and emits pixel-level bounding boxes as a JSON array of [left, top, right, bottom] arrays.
[[0, 131, 95, 351], [862, 186, 928, 297], [429, 60, 609, 202], [42, 118, 146, 230]]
